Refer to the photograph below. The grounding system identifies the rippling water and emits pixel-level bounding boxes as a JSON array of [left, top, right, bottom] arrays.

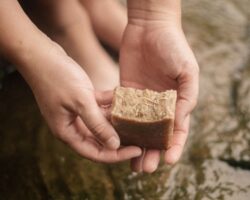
[[0, 0, 250, 199]]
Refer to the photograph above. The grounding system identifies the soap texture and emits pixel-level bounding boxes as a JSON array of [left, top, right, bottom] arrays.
[[111, 87, 177, 149]]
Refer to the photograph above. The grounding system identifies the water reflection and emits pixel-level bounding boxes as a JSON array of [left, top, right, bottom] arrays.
[[1, 0, 250, 199]]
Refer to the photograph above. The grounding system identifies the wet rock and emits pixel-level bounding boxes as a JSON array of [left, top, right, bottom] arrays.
[[161, 0, 250, 199], [163, 160, 250, 200], [183, 0, 248, 48], [107, 162, 172, 200], [1, 0, 250, 199]]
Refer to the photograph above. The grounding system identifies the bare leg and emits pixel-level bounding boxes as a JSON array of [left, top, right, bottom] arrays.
[[21, 0, 119, 90], [80, 0, 127, 50]]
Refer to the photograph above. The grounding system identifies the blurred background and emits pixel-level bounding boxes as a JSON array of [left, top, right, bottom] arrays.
[[0, 0, 250, 199]]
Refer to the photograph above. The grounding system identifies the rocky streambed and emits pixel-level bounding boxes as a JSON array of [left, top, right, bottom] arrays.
[[0, 0, 250, 199]]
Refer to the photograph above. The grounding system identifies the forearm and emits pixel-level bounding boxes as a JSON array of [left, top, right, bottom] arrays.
[[0, 0, 56, 83], [127, 0, 181, 25]]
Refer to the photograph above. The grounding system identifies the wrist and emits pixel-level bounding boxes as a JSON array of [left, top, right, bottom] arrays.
[[127, 0, 181, 26]]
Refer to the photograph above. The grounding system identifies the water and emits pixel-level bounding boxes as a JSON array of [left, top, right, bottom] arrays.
[[1, 0, 250, 199]]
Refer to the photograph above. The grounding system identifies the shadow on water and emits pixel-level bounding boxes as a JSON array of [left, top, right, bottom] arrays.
[[1, 0, 250, 199]]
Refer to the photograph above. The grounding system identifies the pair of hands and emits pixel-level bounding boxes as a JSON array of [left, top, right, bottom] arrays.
[[31, 14, 198, 173]]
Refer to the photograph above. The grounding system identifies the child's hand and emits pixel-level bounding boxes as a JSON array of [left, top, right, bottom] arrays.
[[120, 0, 199, 172], [28, 44, 142, 163], [0, 0, 141, 163]]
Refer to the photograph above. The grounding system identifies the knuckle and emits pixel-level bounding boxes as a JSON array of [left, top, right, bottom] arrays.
[[90, 122, 108, 140], [75, 92, 93, 113], [74, 97, 86, 111]]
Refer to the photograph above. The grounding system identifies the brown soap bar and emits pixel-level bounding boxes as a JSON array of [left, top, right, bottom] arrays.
[[111, 87, 177, 150]]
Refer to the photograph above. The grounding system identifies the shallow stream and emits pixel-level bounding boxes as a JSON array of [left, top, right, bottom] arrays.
[[1, 0, 250, 199]]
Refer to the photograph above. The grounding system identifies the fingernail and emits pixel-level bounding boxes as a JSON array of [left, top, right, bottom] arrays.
[[135, 148, 143, 157], [107, 136, 120, 150]]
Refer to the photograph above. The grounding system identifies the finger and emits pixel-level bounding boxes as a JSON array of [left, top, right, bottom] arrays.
[[130, 148, 146, 172], [95, 90, 114, 106], [58, 122, 142, 163], [100, 106, 112, 121], [176, 66, 199, 128], [69, 138, 142, 163], [74, 116, 92, 137], [78, 92, 120, 150], [165, 115, 190, 164], [166, 66, 198, 164], [96, 90, 113, 120], [142, 150, 161, 173], [96, 146, 142, 163]]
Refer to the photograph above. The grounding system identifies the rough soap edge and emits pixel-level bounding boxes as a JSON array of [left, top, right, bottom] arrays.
[[111, 87, 177, 123]]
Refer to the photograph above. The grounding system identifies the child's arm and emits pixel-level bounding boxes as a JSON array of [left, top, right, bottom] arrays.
[[0, 0, 142, 162], [0, 0, 53, 71]]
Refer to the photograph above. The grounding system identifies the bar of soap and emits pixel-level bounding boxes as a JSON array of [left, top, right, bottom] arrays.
[[111, 87, 177, 149]]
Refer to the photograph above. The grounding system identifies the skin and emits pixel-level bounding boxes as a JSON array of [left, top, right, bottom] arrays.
[[0, 0, 199, 171], [121, 0, 199, 173], [0, 0, 142, 163], [21, 0, 120, 90], [80, 0, 127, 50]]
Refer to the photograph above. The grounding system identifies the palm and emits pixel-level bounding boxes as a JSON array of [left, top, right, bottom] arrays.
[[120, 25, 196, 90], [120, 24, 199, 172]]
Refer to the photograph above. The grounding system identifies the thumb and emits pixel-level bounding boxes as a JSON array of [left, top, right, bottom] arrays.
[[95, 90, 114, 121], [165, 66, 199, 164], [78, 91, 120, 150], [95, 90, 113, 106], [175, 67, 199, 128]]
